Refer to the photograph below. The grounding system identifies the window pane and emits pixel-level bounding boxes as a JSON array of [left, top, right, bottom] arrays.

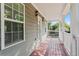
[[19, 4, 24, 13], [18, 4, 24, 21], [18, 23, 24, 40], [18, 23, 23, 31], [5, 3, 12, 8], [5, 33, 12, 46], [12, 22, 18, 42], [19, 32, 23, 40], [12, 22, 18, 31], [5, 21, 12, 46], [13, 32, 18, 42], [13, 3, 18, 11], [13, 10, 19, 20], [19, 13, 24, 21], [4, 5, 12, 19], [5, 21, 11, 32]]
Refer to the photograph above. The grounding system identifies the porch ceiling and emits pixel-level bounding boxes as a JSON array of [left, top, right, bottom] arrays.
[[32, 3, 66, 21]]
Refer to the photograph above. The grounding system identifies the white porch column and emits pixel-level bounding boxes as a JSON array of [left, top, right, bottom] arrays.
[[59, 16, 64, 43], [71, 4, 79, 56]]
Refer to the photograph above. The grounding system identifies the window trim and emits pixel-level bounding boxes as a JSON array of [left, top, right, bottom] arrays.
[[4, 40, 25, 50], [4, 18, 24, 23], [1, 3, 25, 50]]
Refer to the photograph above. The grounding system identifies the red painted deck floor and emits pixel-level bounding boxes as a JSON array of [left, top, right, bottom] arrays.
[[30, 37, 68, 56]]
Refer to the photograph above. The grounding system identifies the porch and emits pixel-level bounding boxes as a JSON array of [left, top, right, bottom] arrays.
[[0, 3, 79, 56], [30, 37, 68, 56]]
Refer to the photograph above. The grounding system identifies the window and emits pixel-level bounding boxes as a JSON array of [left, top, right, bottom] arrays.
[[4, 4, 12, 19], [64, 11, 71, 33], [4, 3, 24, 47], [5, 21, 12, 46]]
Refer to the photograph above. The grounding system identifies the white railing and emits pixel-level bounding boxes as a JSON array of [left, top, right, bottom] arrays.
[[48, 30, 59, 38], [64, 32, 72, 55], [72, 35, 79, 56]]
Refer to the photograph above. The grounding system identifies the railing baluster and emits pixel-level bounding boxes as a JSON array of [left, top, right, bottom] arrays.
[[72, 35, 77, 56]]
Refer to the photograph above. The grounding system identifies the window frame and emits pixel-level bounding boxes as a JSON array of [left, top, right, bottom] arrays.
[[1, 3, 25, 50]]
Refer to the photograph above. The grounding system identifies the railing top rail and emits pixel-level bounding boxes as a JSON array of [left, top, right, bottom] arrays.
[[48, 30, 59, 32]]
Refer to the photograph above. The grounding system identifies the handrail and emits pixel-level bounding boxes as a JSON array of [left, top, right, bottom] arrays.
[[72, 35, 78, 41], [48, 30, 59, 32]]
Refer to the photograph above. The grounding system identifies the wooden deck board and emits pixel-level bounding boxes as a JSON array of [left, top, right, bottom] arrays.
[[30, 37, 68, 56]]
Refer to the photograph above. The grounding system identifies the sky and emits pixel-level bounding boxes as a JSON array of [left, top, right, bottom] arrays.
[[64, 11, 71, 25]]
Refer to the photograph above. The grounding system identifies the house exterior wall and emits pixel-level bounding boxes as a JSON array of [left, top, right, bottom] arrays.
[[42, 20, 48, 41], [25, 3, 38, 54], [0, 3, 37, 56], [0, 3, 47, 56]]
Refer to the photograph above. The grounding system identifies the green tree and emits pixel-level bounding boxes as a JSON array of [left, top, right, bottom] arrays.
[[51, 23, 59, 31], [48, 23, 51, 30], [64, 23, 70, 33], [48, 22, 59, 31]]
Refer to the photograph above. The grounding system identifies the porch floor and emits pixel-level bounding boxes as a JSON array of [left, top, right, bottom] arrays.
[[30, 37, 68, 56]]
